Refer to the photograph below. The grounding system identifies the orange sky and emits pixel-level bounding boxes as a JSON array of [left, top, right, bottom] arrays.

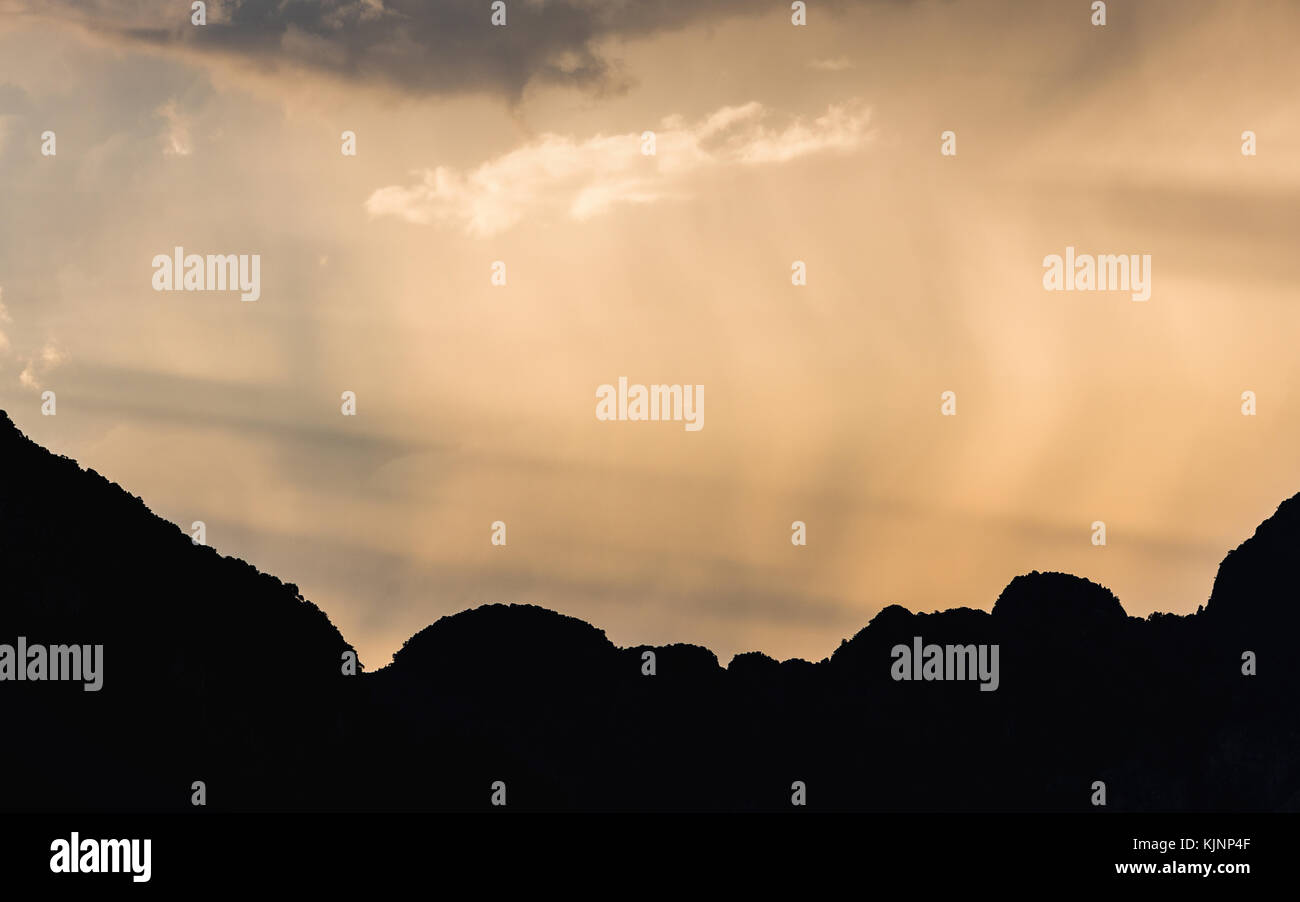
[[2, 0, 1299, 669]]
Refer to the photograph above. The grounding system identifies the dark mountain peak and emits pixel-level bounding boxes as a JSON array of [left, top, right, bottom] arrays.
[[830, 604, 998, 678], [827, 605, 910, 668], [389, 603, 620, 677], [1206, 491, 1300, 624], [839, 603, 915, 645], [728, 649, 779, 673], [991, 571, 1127, 627], [728, 650, 823, 691], [628, 641, 722, 680]]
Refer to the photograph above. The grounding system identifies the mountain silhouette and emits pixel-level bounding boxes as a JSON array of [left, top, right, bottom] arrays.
[[1, 409, 1297, 812]]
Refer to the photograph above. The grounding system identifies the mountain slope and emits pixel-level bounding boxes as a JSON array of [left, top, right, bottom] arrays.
[[0, 411, 356, 809]]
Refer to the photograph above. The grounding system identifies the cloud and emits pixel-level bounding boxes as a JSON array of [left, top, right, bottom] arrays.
[[0, 280, 63, 386], [808, 57, 855, 71], [156, 99, 193, 156], [365, 100, 873, 236], [12, 0, 805, 100], [18, 340, 64, 391]]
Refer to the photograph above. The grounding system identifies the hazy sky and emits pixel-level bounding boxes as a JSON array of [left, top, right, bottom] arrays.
[[2, 0, 1299, 669]]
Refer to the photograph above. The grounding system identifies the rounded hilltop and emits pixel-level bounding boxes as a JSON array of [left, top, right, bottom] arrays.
[[991, 571, 1128, 628], [389, 603, 620, 677]]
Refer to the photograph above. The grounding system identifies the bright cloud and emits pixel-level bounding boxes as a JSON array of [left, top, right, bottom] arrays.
[[156, 99, 193, 157], [18, 340, 64, 391], [365, 100, 873, 237], [808, 57, 855, 72]]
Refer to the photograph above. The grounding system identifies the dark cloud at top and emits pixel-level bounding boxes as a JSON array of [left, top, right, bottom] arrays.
[[32, 0, 824, 100]]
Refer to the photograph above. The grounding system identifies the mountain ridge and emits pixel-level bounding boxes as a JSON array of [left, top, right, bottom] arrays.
[[2, 408, 1297, 811]]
